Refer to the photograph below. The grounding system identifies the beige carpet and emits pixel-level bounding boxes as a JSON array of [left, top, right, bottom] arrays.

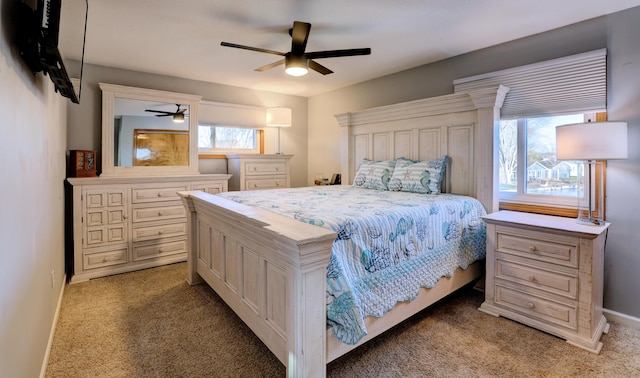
[[46, 262, 640, 377]]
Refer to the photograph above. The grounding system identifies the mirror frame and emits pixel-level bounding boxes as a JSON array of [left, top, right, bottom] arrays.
[[99, 83, 202, 177]]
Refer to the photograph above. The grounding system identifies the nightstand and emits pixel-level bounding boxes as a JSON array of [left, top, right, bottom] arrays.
[[226, 154, 293, 191], [479, 210, 610, 354]]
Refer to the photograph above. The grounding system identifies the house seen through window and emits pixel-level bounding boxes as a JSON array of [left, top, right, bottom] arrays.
[[499, 113, 590, 209]]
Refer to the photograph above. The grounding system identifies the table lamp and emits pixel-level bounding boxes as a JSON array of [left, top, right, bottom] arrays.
[[555, 121, 627, 225]]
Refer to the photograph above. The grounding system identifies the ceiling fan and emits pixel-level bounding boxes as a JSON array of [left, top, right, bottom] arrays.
[[145, 104, 187, 123], [221, 21, 371, 76]]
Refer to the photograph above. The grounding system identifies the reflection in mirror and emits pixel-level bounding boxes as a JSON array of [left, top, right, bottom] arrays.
[[114, 99, 189, 167], [99, 83, 201, 177]]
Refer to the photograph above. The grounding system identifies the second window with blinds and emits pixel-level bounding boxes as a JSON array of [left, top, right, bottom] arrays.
[[453, 49, 607, 216]]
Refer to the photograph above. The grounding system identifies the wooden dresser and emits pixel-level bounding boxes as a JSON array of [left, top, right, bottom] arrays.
[[227, 154, 292, 191], [479, 210, 610, 353], [66, 174, 231, 282]]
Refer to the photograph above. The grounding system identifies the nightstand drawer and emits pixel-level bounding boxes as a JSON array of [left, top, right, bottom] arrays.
[[496, 227, 578, 268], [495, 285, 577, 330], [496, 259, 577, 299], [245, 178, 287, 190], [244, 161, 287, 176], [132, 186, 186, 203]]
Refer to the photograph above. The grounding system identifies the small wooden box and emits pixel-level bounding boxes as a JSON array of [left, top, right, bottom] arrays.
[[68, 150, 97, 177]]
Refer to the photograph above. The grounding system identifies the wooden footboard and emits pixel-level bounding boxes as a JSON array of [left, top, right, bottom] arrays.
[[180, 191, 336, 377], [180, 191, 483, 377]]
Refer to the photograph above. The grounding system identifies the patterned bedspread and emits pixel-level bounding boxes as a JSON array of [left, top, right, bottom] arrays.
[[217, 186, 486, 344]]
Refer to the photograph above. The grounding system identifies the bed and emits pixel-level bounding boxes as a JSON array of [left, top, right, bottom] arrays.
[[179, 85, 508, 377]]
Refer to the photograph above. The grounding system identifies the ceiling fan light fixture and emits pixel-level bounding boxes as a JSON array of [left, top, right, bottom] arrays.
[[173, 113, 185, 123], [285, 55, 308, 77]]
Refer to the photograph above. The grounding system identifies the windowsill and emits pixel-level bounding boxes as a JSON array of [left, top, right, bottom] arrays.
[[499, 201, 578, 218], [198, 154, 227, 159]]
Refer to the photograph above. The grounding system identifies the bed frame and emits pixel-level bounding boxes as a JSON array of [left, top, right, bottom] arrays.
[[179, 85, 508, 377]]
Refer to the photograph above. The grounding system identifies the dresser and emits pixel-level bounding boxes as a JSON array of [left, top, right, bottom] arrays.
[[67, 174, 231, 282], [479, 210, 610, 354], [226, 154, 292, 191]]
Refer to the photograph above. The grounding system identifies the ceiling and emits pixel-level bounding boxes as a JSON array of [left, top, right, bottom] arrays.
[[59, 0, 640, 98]]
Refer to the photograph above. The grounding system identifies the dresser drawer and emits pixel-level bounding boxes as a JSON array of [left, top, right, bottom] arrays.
[[132, 204, 186, 223], [83, 248, 129, 270], [495, 285, 577, 330], [133, 239, 187, 261], [244, 161, 287, 176], [245, 178, 287, 190], [496, 258, 577, 299], [133, 221, 187, 242], [131, 186, 186, 203], [495, 226, 578, 268]]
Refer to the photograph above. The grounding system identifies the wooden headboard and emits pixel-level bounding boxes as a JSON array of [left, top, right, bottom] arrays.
[[335, 85, 509, 214]]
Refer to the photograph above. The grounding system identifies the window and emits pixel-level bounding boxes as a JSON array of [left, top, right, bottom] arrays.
[[198, 125, 260, 155], [453, 49, 607, 216], [499, 113, 590, 211]]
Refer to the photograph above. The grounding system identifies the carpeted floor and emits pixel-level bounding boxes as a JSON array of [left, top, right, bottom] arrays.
[[46, 262, 640, 377]]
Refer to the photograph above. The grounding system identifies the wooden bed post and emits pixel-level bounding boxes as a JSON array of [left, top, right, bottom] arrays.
[[467, 85, 509, 214], [287, 249, 332, 378], [180, 192, 203, 285]]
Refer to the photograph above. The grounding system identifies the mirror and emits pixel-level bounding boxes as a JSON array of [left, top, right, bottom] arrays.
[[100, 83, 202, 177]]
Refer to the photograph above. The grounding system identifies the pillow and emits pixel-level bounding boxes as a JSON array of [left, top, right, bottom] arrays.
[[389, 156, 449, 194], [353, 159, 395, 190]]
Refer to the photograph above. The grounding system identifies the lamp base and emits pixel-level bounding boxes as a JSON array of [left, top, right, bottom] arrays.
[[575, 216, 606, 226]]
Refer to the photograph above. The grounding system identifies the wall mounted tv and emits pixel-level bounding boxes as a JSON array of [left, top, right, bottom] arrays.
[[17, 0, 82, 104]]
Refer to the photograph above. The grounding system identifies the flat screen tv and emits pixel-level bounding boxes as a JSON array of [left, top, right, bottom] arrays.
[[17, 0, 84, 104]]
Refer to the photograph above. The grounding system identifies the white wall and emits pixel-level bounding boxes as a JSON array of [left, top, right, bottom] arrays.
[[308, 7, 640, 318], [0, 0, 68, 374]]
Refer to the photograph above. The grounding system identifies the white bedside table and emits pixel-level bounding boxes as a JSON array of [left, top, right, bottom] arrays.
[[479, 210, 610, 353]]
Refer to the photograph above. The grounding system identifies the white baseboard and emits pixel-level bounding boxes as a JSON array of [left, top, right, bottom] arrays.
[[39, 274, 66, 378], [604, 307, 640, 329]]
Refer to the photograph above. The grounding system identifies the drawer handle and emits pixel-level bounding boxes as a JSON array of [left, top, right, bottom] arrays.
[[123, 214, 128, 219], [158, 211, 164, 216], [103, 256, 111, 263], [157, 193, 163, 197], [528, 275, 536, 282], [276, 167, 280, 171], [253, 167, 258, 171], [528, 245, 537, 253], [275, 182, 280, 186], [253, 184, 257, 188], [527, 302, 535, 309], [159, 247, 165, 253], [158, 229, 164, 235]]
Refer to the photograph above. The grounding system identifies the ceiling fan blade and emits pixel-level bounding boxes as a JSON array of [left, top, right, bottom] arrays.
[[307, 48, 371, 59], [220, 42, 285, 56], [145, 110, 172, 114], [290, 21, 311, 55], [255, 59, 285, 72], [308, 60, 333, 75], [154, 114, 172, 117]]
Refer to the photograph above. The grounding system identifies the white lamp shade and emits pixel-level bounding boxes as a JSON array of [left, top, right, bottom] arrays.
[[556, 121, 627, 160], [266, 107, 292, 128]]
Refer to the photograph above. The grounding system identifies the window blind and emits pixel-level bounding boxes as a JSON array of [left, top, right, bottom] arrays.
[[198, 100, 266, 129], [453, 49, 606, 118]]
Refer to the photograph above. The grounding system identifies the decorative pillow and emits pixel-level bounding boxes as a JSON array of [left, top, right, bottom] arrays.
[[353, 159, 395, 190], [389, 156, 449, 194]]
